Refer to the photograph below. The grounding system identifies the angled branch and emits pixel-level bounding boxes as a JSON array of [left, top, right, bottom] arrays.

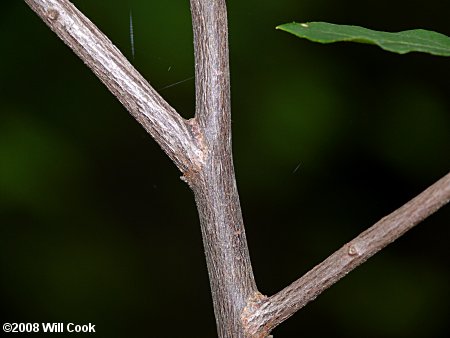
[[24, 0, 204, 174], [243, 171, 450, 337], [26, 0, 259, 336], [24, 1, 449, 338]]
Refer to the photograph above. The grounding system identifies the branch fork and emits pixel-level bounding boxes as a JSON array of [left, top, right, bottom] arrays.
[[24, 0, 450, 337]]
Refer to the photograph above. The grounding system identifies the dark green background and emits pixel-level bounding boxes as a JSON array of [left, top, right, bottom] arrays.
[[1, 1, 449, 337]]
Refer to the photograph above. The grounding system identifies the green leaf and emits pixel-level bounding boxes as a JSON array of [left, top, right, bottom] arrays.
[[277, 22, 450, 56]]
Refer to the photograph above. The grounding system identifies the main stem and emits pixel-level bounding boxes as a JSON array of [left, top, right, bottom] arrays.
[[188, 1, 259, 337], [24, 1, 450, 337]]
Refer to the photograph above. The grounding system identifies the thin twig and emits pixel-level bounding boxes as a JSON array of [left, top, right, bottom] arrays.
[[25, 1, 259, 336], [24, 0, 204, 174], [23, 1, 450, 337], [243, 171, 450, 337]]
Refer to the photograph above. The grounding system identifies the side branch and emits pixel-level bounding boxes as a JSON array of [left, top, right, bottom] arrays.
[[243, 171, 450, 337], [24, 0, 204, 173]]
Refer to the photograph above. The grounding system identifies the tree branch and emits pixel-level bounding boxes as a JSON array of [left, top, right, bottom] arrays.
[[24, 0, 204, 174], [242, 171, 450, 337], [188, 1, 259, 337], [23, 1, 450, 337], [25, 0, 259, 336]]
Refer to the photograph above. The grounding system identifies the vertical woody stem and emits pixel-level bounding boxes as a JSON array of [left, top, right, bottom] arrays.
[[188, 1, 259, 337]]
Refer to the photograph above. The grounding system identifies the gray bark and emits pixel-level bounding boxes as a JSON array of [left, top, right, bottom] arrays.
[[24, 0, 450, 337], [187, 1, 259, 336]]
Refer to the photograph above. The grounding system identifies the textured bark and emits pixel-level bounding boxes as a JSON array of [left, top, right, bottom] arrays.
[[24, 1, 450, 337], [242, 171, 450, 337], [23, 0, 204, 174], [188, 1, 259, 337], [25, 0, 258, 336]]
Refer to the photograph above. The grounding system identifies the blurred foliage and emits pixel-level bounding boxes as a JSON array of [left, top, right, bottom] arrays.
[[1, 0, 449, 337]]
